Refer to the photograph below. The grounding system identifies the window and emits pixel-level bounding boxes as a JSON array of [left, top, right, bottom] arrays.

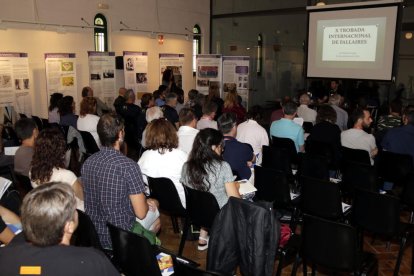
[[94, 14, 108, 52], [257, 34, 263, 76], [193, 24, 201, 73]]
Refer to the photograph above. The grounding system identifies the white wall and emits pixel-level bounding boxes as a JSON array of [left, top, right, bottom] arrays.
[[0, 0, 210, 118]]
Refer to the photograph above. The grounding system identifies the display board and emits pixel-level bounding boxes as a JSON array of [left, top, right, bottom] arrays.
[[222, 56, 250, 108], [159, 53, 184, 89], [88, 51, 116, 107], [123, 51, 149, 93], [196, 54, 223, 96]]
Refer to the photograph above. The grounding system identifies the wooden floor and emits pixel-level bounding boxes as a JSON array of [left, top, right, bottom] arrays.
[[158, 213, 414, 276]]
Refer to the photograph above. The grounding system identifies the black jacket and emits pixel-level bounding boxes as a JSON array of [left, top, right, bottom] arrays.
[[207, 197, 280, 276]]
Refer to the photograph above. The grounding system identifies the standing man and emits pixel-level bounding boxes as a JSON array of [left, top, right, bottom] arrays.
[[81, 113, 160, 249]]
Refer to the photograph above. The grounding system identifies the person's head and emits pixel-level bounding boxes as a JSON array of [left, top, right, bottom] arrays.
[[141, 93, 154, 109], [30, 128, 67, 184], [145, 118, 178, 154], [202, 101, 217, 117], [81, 86, 93, 98], [119, 87, 127, 97], [282, 101, 298, 118], [14, 118, 38, 143], [350, 108, 372, 129], [175, 88, 184, 104], [162, 69, 174, 84], [97, 113, 124, 148], [299, 93, 311, 105], [402, 105, 414, 126], [188, 89, 199, 101], [125, 89, 136, 104], [208, 82, 220, 99], [330, 80, 339, 90], [79, 97, 97, 117], [165, 92, 178, 107], [58, 96, 75, 116], [316, 104, 337, 124], [328, 94, 341, 106], [158, 85, 168, 99], [21, 182, 78, 246], [49, 93, 63, 111], [389, 100, 402, 116], [246, 105, 262, 121], [179, 108, 197, 128], [146, 106, 164, 123], [218, 112, 237, 136], [195, 93, 206, 106], [224, 90, 238, 109]]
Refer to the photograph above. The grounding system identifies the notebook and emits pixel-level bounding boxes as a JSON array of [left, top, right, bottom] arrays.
[[0, 177, 12, 199]]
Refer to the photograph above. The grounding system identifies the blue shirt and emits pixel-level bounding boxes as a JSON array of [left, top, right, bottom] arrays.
[[81, 147, 146, 249], [382, 124, 414, 162], [223, 136, 254, 180], [270, 118, 304, 152]]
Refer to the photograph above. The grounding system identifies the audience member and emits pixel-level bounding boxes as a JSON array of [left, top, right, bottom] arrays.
[[222, 90, 246, 125], [77, 97, 100, 147], [218, 113, 255, 180], [376, 100, 402, 132], [155, 85, 167, 107], [329, 94, 348, 130], [81, 86, 110, 116], [341, 107, 377, 165], [193, 92, 205, 119], [140, 93, 155, 112], [270, 101, 305, 152], [81, 114, 160, 249], [175, 88, 185, 114], [185, 89, 199, 109], [236, 106, 269, 165], [14, 118, 38, 177], [48, 92, 63, 124], [30, 128, 84, 210], [270, 96, 291, 122], [297, 93, 317, 124], [181, 128, 241, 250], [138, 118, 187, 207], [382, 106, 414, 162], [177, 108, 199, 154], [197, 101, 218, 130], [0, 183, 118, 275], [0, 205, 21, 245], [141, 106, 164, 148], [113, 87, 127, 115], [162, 92, 179, 129], [58, 96, 77, 129], [329, 80, 343, 96], [118, 89, 145, 147], [207, 82, 224, 120]]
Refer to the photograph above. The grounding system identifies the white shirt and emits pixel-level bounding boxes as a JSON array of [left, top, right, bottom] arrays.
[[297, 104, 317, 124], [177, 126, 199, 155], [138, 149, 188, 208], [77, 114, 101, 147], [341, 128, 377, 165], [236, 119, 269, 165]]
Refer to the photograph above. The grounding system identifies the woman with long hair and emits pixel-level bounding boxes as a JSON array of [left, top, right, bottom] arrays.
[[77, 97, 100, 147], [30, 128, 84, 210], [181, 128, 240, 250], [222, 90, 246, 124], [58, 95, 77, 129], [48, 92, 63, 124]]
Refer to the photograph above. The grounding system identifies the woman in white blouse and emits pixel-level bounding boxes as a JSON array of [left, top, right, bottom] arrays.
[[77, 97, 101, 147]]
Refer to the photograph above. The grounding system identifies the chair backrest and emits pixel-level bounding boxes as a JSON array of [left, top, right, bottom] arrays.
[[377, 151, 413, 186], [147, 176, 186, 216], [254, 166, 291, 208], [185, 186, 220, 230], [341, 146, 371, 166], [19, 113, 27, 118], [341, 161, 379, 194], [305, 140, 338, 168], [13, 172, 33, 195], [79, 131, 100, 155], [2, 126, 20, 147], [353, 188, 400, 236], [31, 115, 43, 131], [302, 121, 313, 134], [302, 214, 359, 272], [300, 176, 343, 220], [299, 153, 329, 180], [175, 261, 231, 276], [72, 210, 104, 250], [272, 136, 298, 164], [261, 145, 292, 175], [41, 118, 50, 129], [107, 223, 162, 276]]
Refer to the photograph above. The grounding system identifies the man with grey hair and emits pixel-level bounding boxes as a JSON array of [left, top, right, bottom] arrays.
[[297, 93, 317, 124], [162, 92, 179, 129], [329, 94, 348, 131], [0, 182, 118, 275]]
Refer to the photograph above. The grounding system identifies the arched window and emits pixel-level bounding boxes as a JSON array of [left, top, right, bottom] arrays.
[[193, 24, 201, 73], [257, 34, 263, 76], [94, 14, 108, 52]]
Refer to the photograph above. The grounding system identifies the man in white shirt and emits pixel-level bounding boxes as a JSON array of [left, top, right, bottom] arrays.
[[236, 106, 269, 165], [341, 108, 378, 165], [297, 93, 317, 124], [177, 108, 199, 154], [329, 94, 348, 131]]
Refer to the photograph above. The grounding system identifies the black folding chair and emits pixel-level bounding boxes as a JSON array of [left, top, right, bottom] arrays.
[[31, 115, 43, 131], [79, 131, 100, 158], [341, 146, 371, 166], [377, 150, 413, 189], [272, 136, 299, 165]]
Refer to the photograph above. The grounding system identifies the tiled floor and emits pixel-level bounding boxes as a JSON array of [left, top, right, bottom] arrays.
[[158, 213, 414, 275]]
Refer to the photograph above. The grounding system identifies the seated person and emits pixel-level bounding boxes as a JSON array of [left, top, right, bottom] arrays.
[[218, 113, 255, 180], [222, 90, 246, 125], [181, 128, 241, 250], [138, 118, 187, 207], [197, 101, 218, 130], [81, 86, 111, 116], [141, 106, 164, 148], [48, 93, 63, 124], [0, 205, 21, 245], [177, 108, 199, 154], [14, 118, 38, 177], [376, 99, 402, 132], [161, 93, 179, 129], [77, 97, 101, 147], [59, 96, 78, 129], [0, 183, 118, 275]]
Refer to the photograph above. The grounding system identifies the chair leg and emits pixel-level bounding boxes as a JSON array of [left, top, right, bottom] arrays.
[[290, 254, 300, 276], [394, 236, 407, 276], [170, 215, 179, 233], [276, 251, 285, 276], [411, 236, 414, 275], [178, 218, 190, 256]]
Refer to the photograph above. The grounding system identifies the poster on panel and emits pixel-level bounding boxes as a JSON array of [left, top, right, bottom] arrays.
[[222, 56, 250, 108], [45, 53, 78, 108], [159, 53, 184, 89], [0, 52, 32, 119], [123, 51, 148, 93], [196, 54, 222, 96], [88, 51, 116, 107]]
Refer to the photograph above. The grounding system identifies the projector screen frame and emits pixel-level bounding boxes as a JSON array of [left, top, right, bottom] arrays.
[[305, 0, 404, 82]]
